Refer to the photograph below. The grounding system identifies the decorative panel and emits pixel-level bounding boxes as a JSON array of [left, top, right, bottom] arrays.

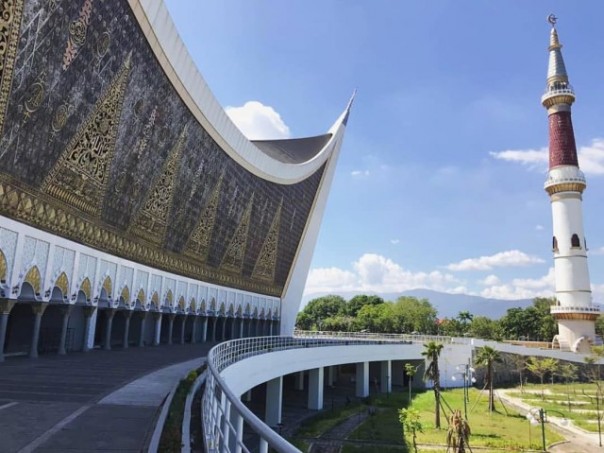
[[0, 227, 18, 282]]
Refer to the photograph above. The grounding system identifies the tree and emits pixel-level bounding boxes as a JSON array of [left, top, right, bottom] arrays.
[[405, 363, 418, 402], [446, 409, 471, 453], [475, 346, 502, 413], [506, 354, 527, 393], [393, 297, 438, 334], [399, 408, 422, 453], [469, 316, 502, 341], [457, 311, 473, 335], [526, 356, 559, 399], [422, 341, 444, 428], [296, 295, 346, 330], [560, 363, 578, 412], [346, 294, 384, 317]]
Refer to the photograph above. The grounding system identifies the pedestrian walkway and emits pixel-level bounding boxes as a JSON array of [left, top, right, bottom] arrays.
[[0, 343, 214, 452]]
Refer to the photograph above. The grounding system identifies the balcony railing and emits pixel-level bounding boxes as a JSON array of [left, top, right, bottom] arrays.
[[550, 305, 601, 314]]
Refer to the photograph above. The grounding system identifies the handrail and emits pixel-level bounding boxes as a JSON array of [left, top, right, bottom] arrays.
[[203, 335, 411, 452]]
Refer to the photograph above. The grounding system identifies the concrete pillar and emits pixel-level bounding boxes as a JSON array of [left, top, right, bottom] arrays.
[[180, 315, 186, 344], [167, 314, 175, 345], [0, 299, 15, 362], [308, 367, 324, 410], [327, 366, 335, 387], [265, 376, 283, 427], [356, 362, 369, 397], [58, 305, 73, 355], [138, 312, 147, 347], [294, 371, 304, 391], [103, 309, 116, 351], [122, 311, 132, 349], [380, 360, 392, 394], [239, 318, 244, 338], [211, 317, 218, 342], [269, 320, 273, 336], [82, 306, 96, 352], [202, 317, 208, 342], [190, 316, 197, 343], [153, 312, 162, 346], [29, 303, 48, 358], [221, 316, 228, 340]]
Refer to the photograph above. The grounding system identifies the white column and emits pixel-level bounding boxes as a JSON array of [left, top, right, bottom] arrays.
[[202, 317, 208, 342], [308, 367, 324, 410], [167, 314, 175, 345], [327, 366, 335, 387], [153, 313, 162, 346], [29, 304, 48, 358], [190, 316, 197, 343], [294, 371, 304, 391], [122, 311, 132, 349], [57, 305, 72, 355], [138, 312, 147, 347], [103, 309, 115, 351], [380, 360, 392, 394], [265, 376, 283, 427], [356, 362, 369, 397], [82, 306, 96, 352]]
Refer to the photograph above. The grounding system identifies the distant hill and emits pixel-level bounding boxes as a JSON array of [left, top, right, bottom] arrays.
[[301, 288, 533, 319]]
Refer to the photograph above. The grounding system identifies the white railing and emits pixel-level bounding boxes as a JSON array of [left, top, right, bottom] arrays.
[[294, 329, 471, 345], [203, 335, 412, 453], [550, 305, 601, 314]]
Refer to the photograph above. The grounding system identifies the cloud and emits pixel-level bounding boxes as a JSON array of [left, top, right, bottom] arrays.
[[480, 268, 555, 300], [490, 138, 604, 175], [351, 170, 370, 177], [390, 239, 400, 245], [535, 225, 544, 231], [226, 101, 290, 140], [446, 250, 545, 272], [304, 253, 462, 295], [479, 274, 501, 286]]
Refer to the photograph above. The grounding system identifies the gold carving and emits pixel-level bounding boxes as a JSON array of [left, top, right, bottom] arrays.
[[43, 55, 131, 216], [252, 201, 281, 282], [102, 275, 112, 296], [221, 194, 254, 273], [151, 291, 159, 310], [0, 0, 24, 136], [129, 124, 186, 245], [178, 296, 185, 311], [63, 0, 93, 71], [136, 288, 145, 303], [79, 277, 91, 300], [0, 249, 6, 282], [185, 173, 223, 261], [24, 265, 41, 294], [120, 286, 129, 304], [51, 102, 71, 134], [200, 300, 206, 312], [23, 72, 46, 121], [54, 272, 69, 297], [96, 30, 110, 59], [165, 289, 173, 307], [546, 182, 586, 196], [190, 298, 196, 312]]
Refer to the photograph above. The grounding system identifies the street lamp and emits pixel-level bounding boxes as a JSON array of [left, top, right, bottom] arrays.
[[526, 407, 569, 452], [451, 363, 476, 420]]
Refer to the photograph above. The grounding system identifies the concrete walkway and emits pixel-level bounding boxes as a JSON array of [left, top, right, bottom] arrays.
[[496, 389, 602, 452], [0, 343, 214, 452]]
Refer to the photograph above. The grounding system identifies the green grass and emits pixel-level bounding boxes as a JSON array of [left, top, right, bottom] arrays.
[[295, 403, 365, 437], [349, 389, 564, 451]]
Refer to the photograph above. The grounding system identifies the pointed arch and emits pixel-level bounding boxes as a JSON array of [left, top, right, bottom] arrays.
[[136, 288, 145, 303], [228, 304, 234, 316], [54, 272, 70, 298], [165, 289, 174, 306], [79, 277, 92, 301], [200, 299, 206, 313], [150, 291, 160, 310], [0, 249, 7, 282], [190, 298, 197, 313], [102, 276, 112, 297], [24, 266, 42, 294], [178, 296, 186, 311], [245, 303, 251, 315], [120, 286, 130, 304], [210, 297, 216, 312], [219, 302, 225, 315]]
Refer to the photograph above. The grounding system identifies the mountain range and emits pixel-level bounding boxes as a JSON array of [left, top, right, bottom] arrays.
[[301, 289, 533, 320]]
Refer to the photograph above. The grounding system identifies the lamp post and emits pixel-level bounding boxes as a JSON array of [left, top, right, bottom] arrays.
[[452, 363, 476, 420], [526, 407, 568, 452]]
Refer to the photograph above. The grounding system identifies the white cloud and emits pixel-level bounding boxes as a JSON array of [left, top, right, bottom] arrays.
[[226, 101, 290, 140], [480, 268, 555, 300], [535, 224, 544, 231], [304, 253, 462, 295], [490, 138, 604, 175], [446, 250, 545, 272], [351, 170, 370, 177], [390, 239, 400, 245], [479, 274, 501, 286]]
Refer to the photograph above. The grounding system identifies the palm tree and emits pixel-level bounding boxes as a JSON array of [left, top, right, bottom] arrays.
[[422, 341, 444, 428], [446, 409, 471, 453], [475, 346, 502, 413]]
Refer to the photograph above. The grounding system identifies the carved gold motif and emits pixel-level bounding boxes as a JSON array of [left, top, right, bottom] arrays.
[[165, 289, 173, 306], [221, 194, 254, 273], [23, 72, 46, 120], [151, 291, 159, 309], [43, 55, 131, 216], [51, 102, 71, 133], [178, 296, 185, 310], [136, 288, 145, 303], [0, 0, 23, 136], [54, 271, 69, 297], [185, 173, 223, 261], [24, 265, 41, 293], [120, 286, 129, 304], [63, 0, 93, 71], [96, 30, 110, 59], [79, 277, 91, 300], [190, 298, 196, 312], [252, 201, 281, 282], [102, 275, 112, 296], [129, 124, 186, 245], [0, 249, 6, 282]]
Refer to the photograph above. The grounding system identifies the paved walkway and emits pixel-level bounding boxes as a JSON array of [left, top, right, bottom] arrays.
[[0, 343, 214, 452]]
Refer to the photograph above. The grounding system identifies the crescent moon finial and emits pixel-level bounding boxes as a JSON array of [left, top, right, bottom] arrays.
[[547, 13, 558, 27]]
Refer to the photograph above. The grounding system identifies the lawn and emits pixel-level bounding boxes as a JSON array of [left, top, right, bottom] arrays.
[[349, 388, 564, 451]]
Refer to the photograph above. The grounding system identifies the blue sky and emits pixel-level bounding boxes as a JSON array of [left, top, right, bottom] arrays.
[[165, 1, 604, 302]]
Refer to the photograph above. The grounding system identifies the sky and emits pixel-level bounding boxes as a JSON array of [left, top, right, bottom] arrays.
[[164, 1, 604, 304]]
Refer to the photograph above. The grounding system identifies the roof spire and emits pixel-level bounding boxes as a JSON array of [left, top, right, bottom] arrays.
[[542, 14, 574, 109]]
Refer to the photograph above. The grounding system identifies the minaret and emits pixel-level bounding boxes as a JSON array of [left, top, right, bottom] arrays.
[[542, 15, 600, 353]]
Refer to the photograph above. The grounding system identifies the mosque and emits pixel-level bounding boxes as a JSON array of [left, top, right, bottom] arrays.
[[0, 1, 599, 451]]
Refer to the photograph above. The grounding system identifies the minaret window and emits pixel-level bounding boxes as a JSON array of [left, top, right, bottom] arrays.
[[571, 234, 581, 249], [552, 236, 558, 252]]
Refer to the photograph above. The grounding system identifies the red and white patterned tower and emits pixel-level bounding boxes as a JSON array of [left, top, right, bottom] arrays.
[[542, 16, 600, 352]]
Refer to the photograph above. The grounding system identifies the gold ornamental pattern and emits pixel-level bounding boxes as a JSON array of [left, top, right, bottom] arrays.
[[221, 194, 254, 273], [0, 0, 24, 137], [252, 201, 281, 282], [129, 124, 187, 246], [185, 173, 223, 261], [42, 55, 131, 217]]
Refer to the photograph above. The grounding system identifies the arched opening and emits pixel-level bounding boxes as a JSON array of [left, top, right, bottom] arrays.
[[552, 236, 558, 252], [571, 234, 581, 248]]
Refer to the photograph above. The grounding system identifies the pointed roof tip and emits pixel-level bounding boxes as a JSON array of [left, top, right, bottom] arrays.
[[342, 89, 357, 126]]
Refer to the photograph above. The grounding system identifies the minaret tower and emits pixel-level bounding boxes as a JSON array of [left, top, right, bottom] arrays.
[[542, 15, 600, 353]]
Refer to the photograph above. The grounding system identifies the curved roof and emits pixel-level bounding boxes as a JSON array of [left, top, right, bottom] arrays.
[[252, 134, 333, 164], [133, 0, 351, 184]]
